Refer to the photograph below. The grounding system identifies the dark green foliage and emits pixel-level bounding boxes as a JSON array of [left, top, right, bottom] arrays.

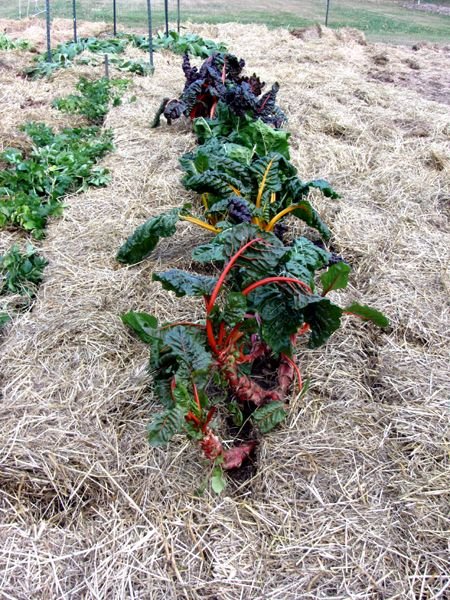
[[116, 207, 185, 264], [0, 244, 47, 296], [252, 402, 287, 433], [0, 124, 113, 237], [344, 302, 390, 327], [320, 261, 351, 295], [53, 77, 129, 124], [153, 270, 217, 297]]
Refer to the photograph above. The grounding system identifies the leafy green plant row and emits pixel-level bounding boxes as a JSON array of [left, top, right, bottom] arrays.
[[117, 51, 389, 492], [0, 244, 47, 327], [52, 77, 130, 125], [0, 76, 127, 327], [25, 31, 227, 79], [0, 32, 31, 51]]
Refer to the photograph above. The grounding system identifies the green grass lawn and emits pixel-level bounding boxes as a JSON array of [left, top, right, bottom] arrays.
[[1, 0, 449, 44]]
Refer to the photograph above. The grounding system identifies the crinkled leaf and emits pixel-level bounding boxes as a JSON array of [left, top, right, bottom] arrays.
[[164, 326, 212, 372], [153, 269, 217, 297], [183, 170, 248, 197], [116, 207, 183, 264], [234, 118, 290, 158], [320, 262, 351, 295], [304, 298, 343, 348], [290, 200, 331, 241], [192, 239, 225, 263], [221, 292, 248, 327], [216, 223, 286, 285], [344, 302, 390, 327], [121, 311, 158, 344], [283, 237, 330, 289], [148, 405, 187, 447], [252, 401, 287, 433], [307, 179, 340, 199]]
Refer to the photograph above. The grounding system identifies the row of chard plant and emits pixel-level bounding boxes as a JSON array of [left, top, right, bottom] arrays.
[[117, 51, 389, 493]]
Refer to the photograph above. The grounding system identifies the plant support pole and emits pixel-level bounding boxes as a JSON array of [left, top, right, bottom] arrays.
[[146, 0, 154, 72], [325, 0, 331, 27], [72, 0, 77, 43], [164, 0, 169, 37], [113, 0, 117, 36], [177, 0, 180, 33], [45, 0, 52, 62]]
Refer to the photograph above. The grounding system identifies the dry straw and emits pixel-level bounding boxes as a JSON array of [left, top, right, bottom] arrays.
[[0, 18, 449, 599]]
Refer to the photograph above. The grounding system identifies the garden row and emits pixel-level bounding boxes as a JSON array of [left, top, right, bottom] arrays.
[[117, 51, 389, 492], [1, 29, 225, 324]]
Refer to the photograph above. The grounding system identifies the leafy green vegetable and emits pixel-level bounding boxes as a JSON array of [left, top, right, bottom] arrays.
[[252, 402, 287, 433], [152, 270, 217, 297], [121, 312, 158, 343], [116, 207, 184, 264], [53, 77, 129, 124], [321, 262, 351, 295], [344, 302, 390, 327], [0, 32, 31, 51], [0, 125, 113, 237], [0, 244, 47, 297]]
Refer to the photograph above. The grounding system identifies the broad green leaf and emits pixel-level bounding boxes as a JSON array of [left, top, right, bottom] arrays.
[[304, 298, 343, 348], [216, 223, 286, 285], [252, 401, 287, 433], [121, 311, 158, 344], [164, 326, 212, 372], [232, 118, 291, 159], [283, 237, 330, 289], [147, 405, 186, 447], [344, 302, 390, 327], [192, 239, 225, 263], [211, 466, 226, 494], [221, 292, 248, 327], [290, 200, 331, 241], [320, 262, 351, 295], [307, 179, 340, 199], [228, 401, 244, 427], [153, 269, 217, 297], [116, 207, 182, 264]]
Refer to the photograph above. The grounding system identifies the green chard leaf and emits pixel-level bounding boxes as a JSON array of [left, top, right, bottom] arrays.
[[148, 405, 187, 447], [163, 326, 212, 373], [121, 311, 158, 344], [344, 302, 390, 327], [153, 269, 217, 297], [283, 237, 330, 289], [304, 298, 343, 348], [221, 292, 248, 327], [116, 206, 183, 264], [320, 262, 351, 295], [252, 401, 287, 433], [192, 239, 225, 263]]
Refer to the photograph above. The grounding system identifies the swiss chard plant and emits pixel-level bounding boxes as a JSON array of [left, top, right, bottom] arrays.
[[116, 119, 338, 264], [162, 52, 286, 126], [123, 225, 388, 489]]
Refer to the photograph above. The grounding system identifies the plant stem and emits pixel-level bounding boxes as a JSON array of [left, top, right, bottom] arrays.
[[206, 238, 262, 313], [265, 203, 306, 231], [180, 215, 220, 233], [242, 276, 312, 297]]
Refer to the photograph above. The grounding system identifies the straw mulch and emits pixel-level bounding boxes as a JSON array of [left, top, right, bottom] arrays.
[[0, 19, 449, 599]]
